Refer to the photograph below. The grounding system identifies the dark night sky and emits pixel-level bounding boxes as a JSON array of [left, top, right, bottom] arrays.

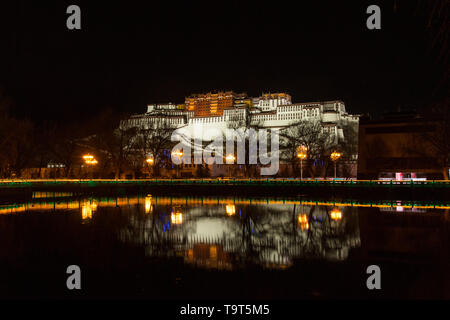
[[0, 0, 446, 123]]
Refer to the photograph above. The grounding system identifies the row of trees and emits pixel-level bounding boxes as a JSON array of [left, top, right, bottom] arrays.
[[279, 120, 358, 178], [226, 109, 358, 178]]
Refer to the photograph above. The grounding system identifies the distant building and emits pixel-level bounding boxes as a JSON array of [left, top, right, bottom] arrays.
[[357, 112, 443, 180]]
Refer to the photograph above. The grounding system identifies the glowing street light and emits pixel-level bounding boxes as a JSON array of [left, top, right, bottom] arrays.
[[297, 145, 307, 180], [224, 154, 236, 177], [83, 154, 98, 165], [225, 154, 236, 163], [330, 151, 342, 179], [146, 157, 154, 165], [145, 155, 154, 178], [171, 150, 183, 178], [83, 155, 94, 161], [330, 151, 342, 161], [172, 150, 183, 158], [82, 154, 97, 179]]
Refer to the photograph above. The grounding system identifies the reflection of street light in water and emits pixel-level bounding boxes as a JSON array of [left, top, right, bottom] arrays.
[[226, 204, 236, 216], [145, 195, 153, 213], [330, 207, 342, 220], [171, 208, 183, 224], [298, 214, 309, 230], [81, 199, 97, 220]]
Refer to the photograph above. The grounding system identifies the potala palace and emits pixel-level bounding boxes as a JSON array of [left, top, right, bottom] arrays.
[[122, 92, 360, 142]]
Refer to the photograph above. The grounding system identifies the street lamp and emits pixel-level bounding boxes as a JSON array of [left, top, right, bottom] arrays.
[[83, 154, 98, 165], [225, 154, 236, 163], [82, 154, 98, 178], [296, 145, 307, 180], [172, 150, 183, 158], [83, 154, 93, 162], [225, 154, 236, 177], [171, 150, 183, 178], [330, 151, 342, 179], [145, 156, 154, 178]]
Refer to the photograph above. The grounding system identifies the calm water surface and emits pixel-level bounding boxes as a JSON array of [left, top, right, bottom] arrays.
[[0, 193, 448, 299]]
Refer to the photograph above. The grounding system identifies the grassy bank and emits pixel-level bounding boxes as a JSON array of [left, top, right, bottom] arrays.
[[0, 179, 449, 201]]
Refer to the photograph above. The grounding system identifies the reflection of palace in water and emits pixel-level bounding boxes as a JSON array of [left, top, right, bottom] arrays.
[[120, 195, 363, 269], [2, 193, 448, 270]]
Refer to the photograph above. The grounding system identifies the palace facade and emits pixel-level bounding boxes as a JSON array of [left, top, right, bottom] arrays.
[[122, 91, 360, 143]]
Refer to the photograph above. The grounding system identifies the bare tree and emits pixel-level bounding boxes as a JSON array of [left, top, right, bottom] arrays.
[[280, 120, 336, 178], [85, 109, 137, 179], [45, 123, 88, 177], [133, 118, 178, 177], [418, 100, 449, 179], [1, 118, 35, 178], [337, 122, 359, 178]]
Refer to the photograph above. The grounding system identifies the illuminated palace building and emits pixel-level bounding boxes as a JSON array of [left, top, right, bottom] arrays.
[[121, 91, 360, 177], [123, 91, 359, 142]]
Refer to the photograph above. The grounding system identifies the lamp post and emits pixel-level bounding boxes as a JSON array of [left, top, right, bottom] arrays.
[[146, 156, 154, 178], [225, 154, 236, 177], [82, 154, 98, 178], [172, 150, 183, 178], [297, 146, 307, 180], [330, 151, 342, 179]]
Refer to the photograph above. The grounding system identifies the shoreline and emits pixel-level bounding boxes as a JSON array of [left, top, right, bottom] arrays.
[[1, 179, 449, 201]]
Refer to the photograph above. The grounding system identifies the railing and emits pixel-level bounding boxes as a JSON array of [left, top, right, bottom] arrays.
[[0, 178, 450, 192]]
